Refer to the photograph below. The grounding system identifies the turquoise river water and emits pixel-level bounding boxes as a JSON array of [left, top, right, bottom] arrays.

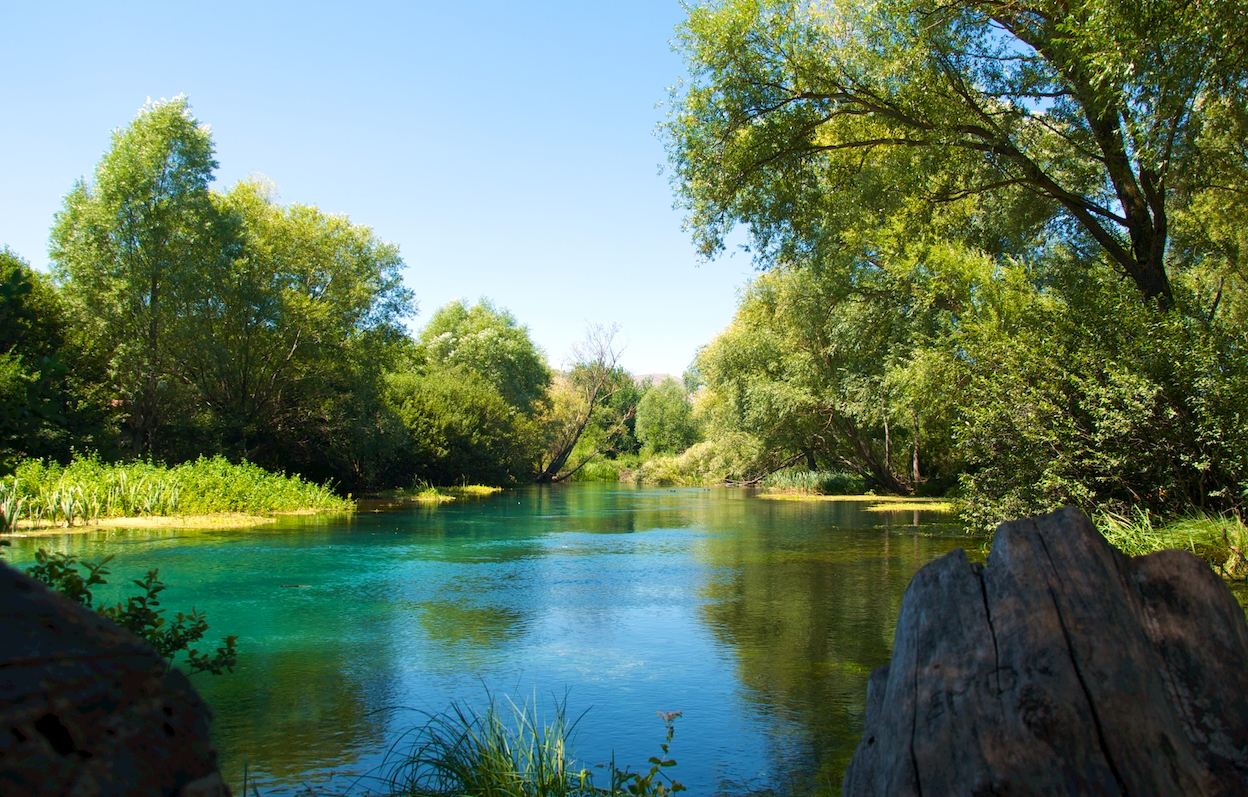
[[6, 483, 977, 795]]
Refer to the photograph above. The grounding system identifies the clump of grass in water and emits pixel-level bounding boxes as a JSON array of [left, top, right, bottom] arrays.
[[1096, 507, 1248, 578], [381, 694, 685, 797], [386, 480, 502, 503]]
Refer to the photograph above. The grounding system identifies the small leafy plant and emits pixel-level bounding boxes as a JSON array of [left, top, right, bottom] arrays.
[[602, 711, 686, 796], [25, 549, 238, 675]]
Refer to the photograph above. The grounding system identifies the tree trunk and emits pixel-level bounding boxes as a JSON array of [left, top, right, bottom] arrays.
[[842, 506, 1248, 795], [910, 408, 920, 488]]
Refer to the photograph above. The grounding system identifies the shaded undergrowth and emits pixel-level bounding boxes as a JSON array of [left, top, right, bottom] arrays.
[[758, 469, 865, 496]]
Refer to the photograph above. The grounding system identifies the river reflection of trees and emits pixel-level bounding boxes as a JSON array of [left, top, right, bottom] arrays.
[[687, 497, 971, 794], [376, 485, 971, 793], [7, 486, 972, 795], [197, 645, 388, 788]]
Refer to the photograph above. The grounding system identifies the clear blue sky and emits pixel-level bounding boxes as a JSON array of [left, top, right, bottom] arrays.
[[0, 1, 752, 375]]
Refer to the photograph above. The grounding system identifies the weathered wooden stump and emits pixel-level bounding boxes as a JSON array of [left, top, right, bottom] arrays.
[[843, 506, 1248, 797], [0, 560, 229, 796]]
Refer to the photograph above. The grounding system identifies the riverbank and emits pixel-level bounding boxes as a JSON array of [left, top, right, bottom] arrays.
[[1097, 510, 1248, 579], [3, 509, 359, 535]]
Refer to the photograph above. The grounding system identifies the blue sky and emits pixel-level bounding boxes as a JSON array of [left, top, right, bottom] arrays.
[[0, 1, 752, 375]]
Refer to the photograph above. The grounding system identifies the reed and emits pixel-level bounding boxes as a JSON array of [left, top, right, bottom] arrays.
[[381, 694, 684, 797], [1096, 508, 1248, 578], [0, 454, 351, 531]]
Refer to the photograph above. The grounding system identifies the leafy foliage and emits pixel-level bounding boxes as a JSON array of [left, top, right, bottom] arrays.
[[45, 99, 414, 491], [635, 379, 700, 455], [667, 0, 1248, 526], [418, 300, 551, 413], [25, 549, 237, 675], [383, 298, 552, 486], [51, 96, 221, 458], [387, 365, 542, 486], [0, 249, 85, 472]]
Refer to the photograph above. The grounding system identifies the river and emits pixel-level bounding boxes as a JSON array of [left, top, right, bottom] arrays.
[[5, 483, 977, 795]]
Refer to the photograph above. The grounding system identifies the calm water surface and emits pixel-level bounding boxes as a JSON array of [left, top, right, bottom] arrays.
[[7, 484, 978, 795]]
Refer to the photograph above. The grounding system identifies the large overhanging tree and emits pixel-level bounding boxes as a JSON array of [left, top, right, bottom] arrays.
[[666, 0, 1248, 310]]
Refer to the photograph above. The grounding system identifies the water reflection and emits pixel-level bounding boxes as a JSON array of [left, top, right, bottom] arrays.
[[3, 484, 976, 795], [694, 520, 964, 792]]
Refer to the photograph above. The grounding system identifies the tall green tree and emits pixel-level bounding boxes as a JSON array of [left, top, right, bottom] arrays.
[[635, 378, 701, 455], [386, 365, 540, 486], [666, 0, 1248, 310], [180, 178, 413, 482], [51, 96, 221, 457], [0, 249, 71, 469], [668, 0, 1248, 521], [385, 299, 548, 486], [417, 299, 551, 412], [696, 255, 964, 493]]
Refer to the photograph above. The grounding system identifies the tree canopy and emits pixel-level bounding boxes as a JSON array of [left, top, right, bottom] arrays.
[[666, 0, 1248, 310], [51, 96, 221, 456], [635, 378, 700, 455], [418, 299, 551, 413], [669, 0, 1248, 523]]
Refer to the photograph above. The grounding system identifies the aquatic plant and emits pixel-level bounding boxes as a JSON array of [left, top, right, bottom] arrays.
[[382, 694, 684, 797], [385, 480, 502, 503], [0, 454, 351, 529], [24, 549, 237, 675]]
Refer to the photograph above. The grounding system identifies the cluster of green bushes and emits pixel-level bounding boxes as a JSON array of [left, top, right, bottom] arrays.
[[0, 454, 350, 529], [0, 98, 658, 495]]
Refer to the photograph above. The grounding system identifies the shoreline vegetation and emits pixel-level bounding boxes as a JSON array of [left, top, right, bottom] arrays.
[[0, 455, 352, 533], [381, 483, 504, 503]]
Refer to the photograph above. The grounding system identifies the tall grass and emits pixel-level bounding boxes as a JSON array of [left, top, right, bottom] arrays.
[[385, 694, 586, 797], [0, 454, 352, 531], [381, 694, 685, 797], [760, 469, 865, 495], [1096, 508, 1248, 578]]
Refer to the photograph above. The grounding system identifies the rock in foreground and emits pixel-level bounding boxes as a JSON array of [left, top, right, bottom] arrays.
[[843, 506, 1248, 796], [0, 560, 228, 796]]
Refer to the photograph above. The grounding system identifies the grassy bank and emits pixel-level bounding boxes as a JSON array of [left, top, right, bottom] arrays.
[[1095, 509, 1248, 579], [0, 455, 352, 531]]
